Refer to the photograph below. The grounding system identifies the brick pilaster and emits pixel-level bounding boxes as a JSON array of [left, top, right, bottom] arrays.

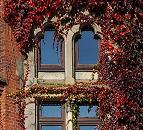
[[0, 0, 22, 130]]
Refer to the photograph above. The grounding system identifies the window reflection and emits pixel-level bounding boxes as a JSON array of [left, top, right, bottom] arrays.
[[76, 30, 98, 64], [40, 30, 61, 64], [79, 105, 97, 117], [40, 103, 61, 117]]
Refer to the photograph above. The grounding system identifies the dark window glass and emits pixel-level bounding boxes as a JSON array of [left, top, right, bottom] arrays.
[[79, 105, 97, 117], [40, 31, 61, 64], [40, 103, 61, 117], [80, 126, 99, 130], [76, 31, 98, 64], [42, 126, 62, 130]]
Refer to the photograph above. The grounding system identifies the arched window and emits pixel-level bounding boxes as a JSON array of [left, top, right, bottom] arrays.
[[74, 25, 99, 71], [38, 25, 64, 71]]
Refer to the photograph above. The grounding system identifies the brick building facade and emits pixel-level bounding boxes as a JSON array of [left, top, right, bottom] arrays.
[[0, 0, 22, 129], [1, 0, 142, 130], [0, 0, 101, 128]]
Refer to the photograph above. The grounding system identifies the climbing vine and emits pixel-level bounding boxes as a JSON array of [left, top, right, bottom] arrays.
[[4, 0, 143, 130], [71, 100, 79, 130], [8, 82, 109, 130]]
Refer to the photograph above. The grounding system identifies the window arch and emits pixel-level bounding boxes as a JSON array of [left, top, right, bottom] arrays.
[[38, 24, 64, 72], [74, 25, 100, 71]]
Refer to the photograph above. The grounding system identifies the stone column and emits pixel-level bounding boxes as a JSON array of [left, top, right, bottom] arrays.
[[65, 25, 80, 84], [65, 100, 73, 130]]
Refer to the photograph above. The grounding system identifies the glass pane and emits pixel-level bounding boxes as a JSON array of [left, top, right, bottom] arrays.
[[79, 105, 97, 117], [77, 31, 98, 64], [80, 126, 99, 130], [40, 103, 61, 117], [41, 31, 61, 64], [42, 126, 61, 130]]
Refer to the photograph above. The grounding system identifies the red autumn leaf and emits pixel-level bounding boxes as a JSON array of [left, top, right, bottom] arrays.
[[115, 111, 122, 118]]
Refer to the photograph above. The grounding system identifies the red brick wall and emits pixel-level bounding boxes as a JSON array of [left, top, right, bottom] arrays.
[[0, 0, 22, 130]]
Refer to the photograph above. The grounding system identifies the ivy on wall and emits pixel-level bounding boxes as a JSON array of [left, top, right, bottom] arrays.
[[9, 82, 109, 130], [4, 0, 143, 130]]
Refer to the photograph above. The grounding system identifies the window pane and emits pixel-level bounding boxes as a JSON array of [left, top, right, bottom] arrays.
[[80, 126, 99, 130], [77, 31, 98, 64], [79, 105, 97, 117], [41, 31, 60, 64], [40, 103, 61, 117], [42, 126, 62, 130]]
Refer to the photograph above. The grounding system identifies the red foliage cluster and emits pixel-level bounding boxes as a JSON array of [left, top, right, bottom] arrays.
[[17, 97, 26, 130], [10, 82, 107, 99], [4, 0, 143, 130], [97, 1, 143, 129]]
